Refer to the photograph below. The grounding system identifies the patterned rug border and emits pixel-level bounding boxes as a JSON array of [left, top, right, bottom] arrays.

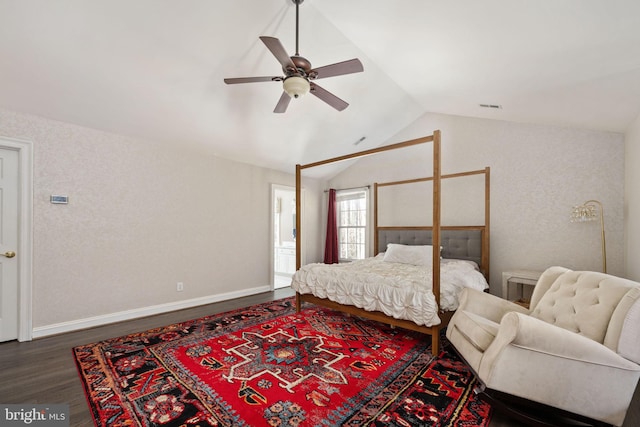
[[73, 297, 492, 426]]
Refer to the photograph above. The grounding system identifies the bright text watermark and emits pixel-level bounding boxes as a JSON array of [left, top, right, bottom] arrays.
[[0, 405, 69, 426]]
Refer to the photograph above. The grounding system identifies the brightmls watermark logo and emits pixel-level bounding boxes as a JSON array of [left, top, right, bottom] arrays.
[[0, 405, 69, 426]]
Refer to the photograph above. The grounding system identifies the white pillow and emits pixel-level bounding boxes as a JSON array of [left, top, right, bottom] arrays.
[[383, 244, 434, 266]]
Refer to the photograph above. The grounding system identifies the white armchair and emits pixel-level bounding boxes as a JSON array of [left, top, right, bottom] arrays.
[[446, 266, 640, 426]]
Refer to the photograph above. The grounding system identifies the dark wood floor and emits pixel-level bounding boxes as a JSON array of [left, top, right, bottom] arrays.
[[1, 287, 638, 427]]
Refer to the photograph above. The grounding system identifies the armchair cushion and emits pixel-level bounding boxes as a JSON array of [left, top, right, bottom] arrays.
[[530, 271, 636, 345]]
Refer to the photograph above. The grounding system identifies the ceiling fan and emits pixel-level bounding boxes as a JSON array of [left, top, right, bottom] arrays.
[[224, 0, 364, 113]]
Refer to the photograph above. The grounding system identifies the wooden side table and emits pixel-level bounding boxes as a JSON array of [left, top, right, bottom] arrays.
[[501, 270, 542, 303]]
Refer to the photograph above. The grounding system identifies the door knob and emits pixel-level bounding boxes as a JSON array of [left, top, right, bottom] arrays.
[[2, 251, 16, 258]]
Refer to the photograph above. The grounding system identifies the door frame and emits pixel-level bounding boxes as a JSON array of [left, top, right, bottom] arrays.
[[270, 184, 303, 290], [0, 136, 33, 342]]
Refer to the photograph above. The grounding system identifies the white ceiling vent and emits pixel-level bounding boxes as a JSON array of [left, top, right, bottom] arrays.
[[479, 104, 503, 109]]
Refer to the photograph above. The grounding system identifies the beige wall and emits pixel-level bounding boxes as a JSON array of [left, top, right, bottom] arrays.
[[0, 109, 317, 333], [1, 106, 631, 333], [625, 114, 640, 281], [329, 112, 625, 295]]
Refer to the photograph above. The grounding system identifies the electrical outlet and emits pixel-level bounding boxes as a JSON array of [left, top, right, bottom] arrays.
[[177, 282, 184, 292]]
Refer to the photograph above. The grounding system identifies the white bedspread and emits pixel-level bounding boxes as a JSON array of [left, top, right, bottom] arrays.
[[291, 255, 489, 327]]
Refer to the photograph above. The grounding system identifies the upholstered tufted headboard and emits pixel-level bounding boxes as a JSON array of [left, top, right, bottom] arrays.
[[376, 226, 488, 277]]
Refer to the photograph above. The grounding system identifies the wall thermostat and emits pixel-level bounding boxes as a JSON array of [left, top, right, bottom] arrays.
[[50, 195, 69, 204]]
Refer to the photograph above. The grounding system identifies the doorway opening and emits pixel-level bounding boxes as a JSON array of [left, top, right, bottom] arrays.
[[272, 185, 297, 289]]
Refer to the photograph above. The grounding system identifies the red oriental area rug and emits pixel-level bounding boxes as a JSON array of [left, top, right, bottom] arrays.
[[73, 298, 491, 426]]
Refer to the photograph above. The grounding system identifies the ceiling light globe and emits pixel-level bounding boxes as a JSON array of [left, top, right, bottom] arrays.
[[283, 76, 310, 99]]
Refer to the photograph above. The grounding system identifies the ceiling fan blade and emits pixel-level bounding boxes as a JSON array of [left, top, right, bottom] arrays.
[[310, 82, 349, 111], [274, 92, 291, 113], [311, 58, 364, 80], [224, 76, 281, 84], [259, 36, 296, 71]]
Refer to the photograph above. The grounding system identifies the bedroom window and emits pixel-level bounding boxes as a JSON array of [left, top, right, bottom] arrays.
[[336, 189, 368, 261]]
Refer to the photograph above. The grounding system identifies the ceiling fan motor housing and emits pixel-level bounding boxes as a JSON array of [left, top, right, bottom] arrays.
[[287, 56, 313, 77]]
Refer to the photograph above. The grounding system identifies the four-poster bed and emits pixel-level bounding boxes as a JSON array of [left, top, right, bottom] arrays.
[[293, 131, 491, 355]]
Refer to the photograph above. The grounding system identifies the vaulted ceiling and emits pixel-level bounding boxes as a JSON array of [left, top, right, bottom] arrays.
[[1, 0, 639, 176]]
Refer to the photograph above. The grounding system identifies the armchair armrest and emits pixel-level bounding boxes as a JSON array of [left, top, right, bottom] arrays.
[[484, 312, 640, 371], [457, 288, 529, 324]]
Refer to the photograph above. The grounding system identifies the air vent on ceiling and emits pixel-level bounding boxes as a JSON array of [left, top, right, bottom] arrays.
[[354, 136, 367, 146], [479, 104, 502, 109]]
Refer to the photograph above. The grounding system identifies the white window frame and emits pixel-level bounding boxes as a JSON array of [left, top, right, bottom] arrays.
[[336, 188, 368, 262]]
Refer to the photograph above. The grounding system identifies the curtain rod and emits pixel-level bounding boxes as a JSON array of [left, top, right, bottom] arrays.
[[323, 185, 370, 193]]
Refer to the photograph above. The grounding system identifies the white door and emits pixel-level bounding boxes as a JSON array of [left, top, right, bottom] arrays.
[[0, 148, 19, 342]]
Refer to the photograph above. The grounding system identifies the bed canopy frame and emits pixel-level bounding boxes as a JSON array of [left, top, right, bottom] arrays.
[[373, 168, 491, 279], [294, 130, 491, 355]]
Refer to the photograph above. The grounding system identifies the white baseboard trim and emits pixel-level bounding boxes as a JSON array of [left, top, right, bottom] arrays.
[[32, 285, 272, 339]]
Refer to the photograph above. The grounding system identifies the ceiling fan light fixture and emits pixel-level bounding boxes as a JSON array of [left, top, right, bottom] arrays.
[[283, 75, 310, 98], [223, 0, 363, 112]]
